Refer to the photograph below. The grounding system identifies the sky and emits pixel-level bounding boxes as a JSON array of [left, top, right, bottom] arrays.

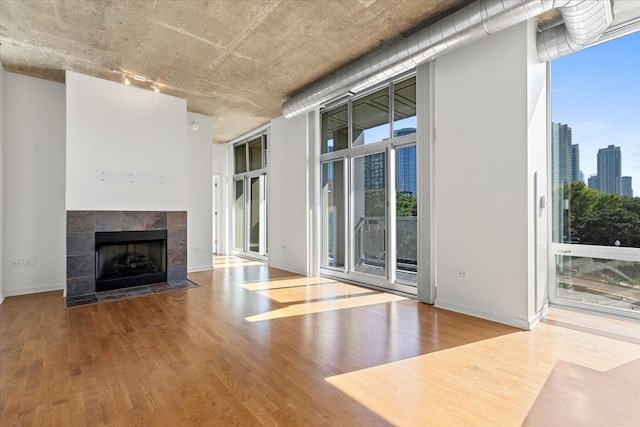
[[551, 30, 640, 195]]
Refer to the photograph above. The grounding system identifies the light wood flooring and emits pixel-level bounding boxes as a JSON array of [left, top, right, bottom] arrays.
[[1, 255, 639, 426]]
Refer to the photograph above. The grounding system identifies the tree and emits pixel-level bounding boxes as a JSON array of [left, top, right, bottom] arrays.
[[397, 193, 417, 217], [561, 181, 640, 247]]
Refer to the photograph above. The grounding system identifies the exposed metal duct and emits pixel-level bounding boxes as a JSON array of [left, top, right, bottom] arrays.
[[537, 0, 613, 62], [282, 0, 613, 118]]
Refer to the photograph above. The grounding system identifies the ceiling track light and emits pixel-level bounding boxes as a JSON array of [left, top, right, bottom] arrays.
[[114, 69, 160, 92]]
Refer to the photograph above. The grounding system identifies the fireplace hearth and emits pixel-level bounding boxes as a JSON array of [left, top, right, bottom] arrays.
[[95, 230, 167, 292]]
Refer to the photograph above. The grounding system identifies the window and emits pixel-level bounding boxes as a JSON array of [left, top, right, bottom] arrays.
[[319, 76, 418, 294], [321, 104, 348, 154], [248, 137, 263, 171], [233, 134, 268, 258], [352, 87, 390, 146], [393, 77, 417, 135], [551, 32, 640, 318]]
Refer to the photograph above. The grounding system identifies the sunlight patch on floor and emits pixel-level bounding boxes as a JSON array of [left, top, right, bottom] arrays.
[[252, 282, 374, 303], [242, 276, 338, 291], [214, 259, 265, 268], [325, 319, 640, 426], [245, 293, 407, 322]]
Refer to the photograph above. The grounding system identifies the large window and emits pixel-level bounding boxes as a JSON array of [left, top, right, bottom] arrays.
[[551, 32, 640, 318], [320, 76, 417, 294], [234, 134, 268, 257]]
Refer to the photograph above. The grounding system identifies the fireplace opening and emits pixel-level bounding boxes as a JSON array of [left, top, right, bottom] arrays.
[[95, 230, 167, 292]]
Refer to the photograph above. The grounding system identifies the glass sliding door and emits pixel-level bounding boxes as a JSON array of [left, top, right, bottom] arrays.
[[249, 177, 261, 253], [234, 180, 245, 251], [321, 160, 345, 270], [352, 153, 387, 278], [318, 75, 420, 296], [395, 145, 418, 285]]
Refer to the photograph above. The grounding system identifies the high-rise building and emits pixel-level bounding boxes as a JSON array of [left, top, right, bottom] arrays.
[[588, 175, 599, 190], [551, 122, 573, 185], [394, 128, 416, 137], [579, 171, 585, 183], [621, 176, 634, 197], [396, 145, 417, 196], [597, 144, 622, 194], [364, 152, 385, 190], [571, 144, 580, 182]]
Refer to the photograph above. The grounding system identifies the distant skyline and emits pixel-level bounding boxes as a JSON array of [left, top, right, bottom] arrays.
[[551, 30, 640, 195]]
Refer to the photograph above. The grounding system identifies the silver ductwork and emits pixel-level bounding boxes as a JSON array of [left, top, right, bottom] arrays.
[[282, 0, 613, 118], [537, 0, 613, 62]]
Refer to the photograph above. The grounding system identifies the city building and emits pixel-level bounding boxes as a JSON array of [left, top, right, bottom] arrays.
[[597, 144, 622, 194], [363, 152, 385, 190], [551, 122, 573, 185], [622, 176, 634, 197], [571, 143, 580, 182], [588, 174, 600, 190]]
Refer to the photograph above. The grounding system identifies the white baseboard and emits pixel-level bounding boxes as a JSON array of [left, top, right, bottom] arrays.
[[434, 299, 533, 330], [4, 282, 65, 297], [527, 303, 549, 329], [188, 265, 214, 273]]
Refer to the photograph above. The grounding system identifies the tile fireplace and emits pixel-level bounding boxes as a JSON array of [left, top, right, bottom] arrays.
[[66, 210, 187, 298]]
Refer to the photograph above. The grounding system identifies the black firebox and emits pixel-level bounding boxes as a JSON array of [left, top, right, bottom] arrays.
[[95, 230, 167, 292]]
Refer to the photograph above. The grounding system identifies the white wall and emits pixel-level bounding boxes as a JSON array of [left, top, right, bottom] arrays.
[[212, 142, 230, 255], [433, 21, 546, 329], [187, 112, 213, 271], [268, 114, 309, 275], [1, 71, 214, 298], [2, 73, 67, 297], [66, 71, 188, 211], [0, 62, 4, 303], [526, 21, 550, 321]]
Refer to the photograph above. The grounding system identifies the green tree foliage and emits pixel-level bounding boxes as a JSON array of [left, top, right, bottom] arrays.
[[364, 191, 418, 217], [397, 193, 417, 217], [561, 181, 640, 247]]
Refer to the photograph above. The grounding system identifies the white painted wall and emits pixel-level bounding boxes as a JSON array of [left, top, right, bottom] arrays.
[[2, 73, 66, 297], [66, 71, 188, 211], [0, 62, 4, 303], [212, 142, 230, 255], [526, 21, 550, 322], [187, 112, 213, 272], [268, 114, 309, 275], [433, 21, 546, 329], [1, 71, 215, 298]]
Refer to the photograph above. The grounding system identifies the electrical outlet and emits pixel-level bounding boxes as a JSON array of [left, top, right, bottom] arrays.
[[9, 259, 35, 267]]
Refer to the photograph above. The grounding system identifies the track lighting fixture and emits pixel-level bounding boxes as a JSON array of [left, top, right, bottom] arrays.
[[114, 69, 160, 93]]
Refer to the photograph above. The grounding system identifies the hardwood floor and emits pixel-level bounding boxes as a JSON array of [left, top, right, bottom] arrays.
[[1, 255, 639, 426]]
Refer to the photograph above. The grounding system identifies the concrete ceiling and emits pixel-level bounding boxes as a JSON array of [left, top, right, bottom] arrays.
[[0, 0, 473, 143]]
